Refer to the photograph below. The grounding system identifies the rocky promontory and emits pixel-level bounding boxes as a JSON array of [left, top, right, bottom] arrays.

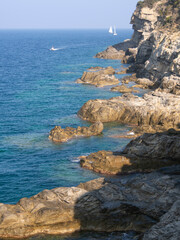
[[80, 129, 180, 174], [95, 0, 180, 94], [0, 166, 179, 239], [76, 66, 119, 87], [49, 122, 103, 142], [78, 91, 180, 132]]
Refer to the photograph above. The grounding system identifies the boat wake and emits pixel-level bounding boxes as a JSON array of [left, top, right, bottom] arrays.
[[50, 46, 66, 51]]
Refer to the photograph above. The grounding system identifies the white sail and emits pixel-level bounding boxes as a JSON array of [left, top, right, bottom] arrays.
[[109, 26, 113, 34], [113, 26, 117, 35]]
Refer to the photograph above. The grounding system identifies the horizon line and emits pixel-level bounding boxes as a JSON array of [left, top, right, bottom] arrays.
[[0, 27, 132, 30]]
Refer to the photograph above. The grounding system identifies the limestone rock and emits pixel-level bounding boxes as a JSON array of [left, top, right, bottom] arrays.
[[111, 84, 139, 93], [95, 0, 180, 94], [87, 66, 115, 75], [80, 129, 180, 174], [95, 46, 125, 60], [129, 1, 180, 90], [143, 200, 180, 240], [157, 75, 180, 95], [80, 151, 132, 174], [121, 74, 137, 84], [49, 122, 103, 142], [123, 128, 180, 160], [78, 91, 180, 131], [135, 78, 154, 88], [116, 69, 127, 74], [0, 167, 179, 238], [123, 48, 138, 64], [76, 66, 119, 87]]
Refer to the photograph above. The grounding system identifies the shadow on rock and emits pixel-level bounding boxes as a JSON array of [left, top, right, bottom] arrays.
[[73, 166, 180, 239], [80, 129, 180, 175]]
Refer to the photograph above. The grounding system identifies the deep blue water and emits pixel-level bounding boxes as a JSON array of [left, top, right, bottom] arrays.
[[0, 29, 142, 239]]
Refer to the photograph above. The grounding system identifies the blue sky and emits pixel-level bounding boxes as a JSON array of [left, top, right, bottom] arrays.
[[0, 0, 138, 29]]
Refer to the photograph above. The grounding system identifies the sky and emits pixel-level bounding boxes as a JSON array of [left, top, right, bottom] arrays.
[[0, 0, 138, 29]]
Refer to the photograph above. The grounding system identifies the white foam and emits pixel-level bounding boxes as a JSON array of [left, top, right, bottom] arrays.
[[71, 158, 80, 163]]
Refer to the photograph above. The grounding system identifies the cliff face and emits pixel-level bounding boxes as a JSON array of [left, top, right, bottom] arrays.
[[96, 0, 180, 94], [130, 0, 180, 86]]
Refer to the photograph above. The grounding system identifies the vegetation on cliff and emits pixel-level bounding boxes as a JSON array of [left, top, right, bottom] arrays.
[[137, 0, 180, 29]]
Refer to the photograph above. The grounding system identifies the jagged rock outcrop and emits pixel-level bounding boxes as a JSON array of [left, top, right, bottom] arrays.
[[143, 200, 180, 240], [157, 75, 180, 94], [121, 74, 137, 83], [95, 1, 159, 61], [133, 77, 154, 89], [78, 91, 180, 132], [80, 129, 180, 174], [0, 166, 179, 239], [95, 0, 180, 94], [76, 66, 119, 87], [49, 122, 103, 142], [95, 46, 125, 60]]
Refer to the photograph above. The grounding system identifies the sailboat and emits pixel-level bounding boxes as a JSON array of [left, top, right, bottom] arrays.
[[109, 26, 118, 35], [109, 26, 113, 34], [113, 26, 117, 36]]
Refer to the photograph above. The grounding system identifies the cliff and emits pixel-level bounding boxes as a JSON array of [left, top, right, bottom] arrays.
[[96, 0, 180, 94]]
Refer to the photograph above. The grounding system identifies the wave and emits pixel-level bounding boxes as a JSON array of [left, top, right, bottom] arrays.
[[71, 158, 80, 163]]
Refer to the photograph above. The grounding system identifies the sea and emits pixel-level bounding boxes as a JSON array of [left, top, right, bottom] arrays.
[[0, 29, 142, 240]]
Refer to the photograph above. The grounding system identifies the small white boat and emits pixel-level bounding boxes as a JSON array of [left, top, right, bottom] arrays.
[[113, 26, 117, 36], [109, 26, 113, 34], [50, 46, 56, 51]]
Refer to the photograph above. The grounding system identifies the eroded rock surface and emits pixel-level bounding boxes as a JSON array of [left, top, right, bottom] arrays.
[[95, 0, 180, 94], [49, 122, 103, 142], [0, 167, 179, 239], [95, 46, 126, 60], [143, 200, 180, 240], [76, 66, 119, 87], [78, 91, 180, 131], [157, 75, 180, 95], [80, 129, 180, 174], [111, 84, 139, 93]]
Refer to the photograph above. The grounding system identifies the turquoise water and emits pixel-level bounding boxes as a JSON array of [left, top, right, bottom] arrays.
[[0, 29, 142, 239]]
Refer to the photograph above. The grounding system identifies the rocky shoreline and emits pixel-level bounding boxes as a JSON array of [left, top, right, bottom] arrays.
[[0, 165, 179, 239], [78, 91, 180, 133], [49, 122, 103, 143], [80, 129, 180, 174], [76, 66, 119, 87], [1, 0, 180, 239]]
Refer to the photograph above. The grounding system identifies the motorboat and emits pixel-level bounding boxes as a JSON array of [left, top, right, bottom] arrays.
[[50, 46, 56, 51]]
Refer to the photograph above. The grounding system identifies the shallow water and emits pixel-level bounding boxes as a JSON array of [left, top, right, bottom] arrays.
[[0, 29, 142, 239]]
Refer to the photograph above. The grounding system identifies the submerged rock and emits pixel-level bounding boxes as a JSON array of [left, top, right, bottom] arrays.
[[80, 129, 180, 174], [0, 167, 179, 239], [76, 66, 119, 87], [49, 122, 103, 142], [78, 91, 180, 131]]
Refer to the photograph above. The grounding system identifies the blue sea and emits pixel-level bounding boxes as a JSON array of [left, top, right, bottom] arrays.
[[0, 29, 141, 239]]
